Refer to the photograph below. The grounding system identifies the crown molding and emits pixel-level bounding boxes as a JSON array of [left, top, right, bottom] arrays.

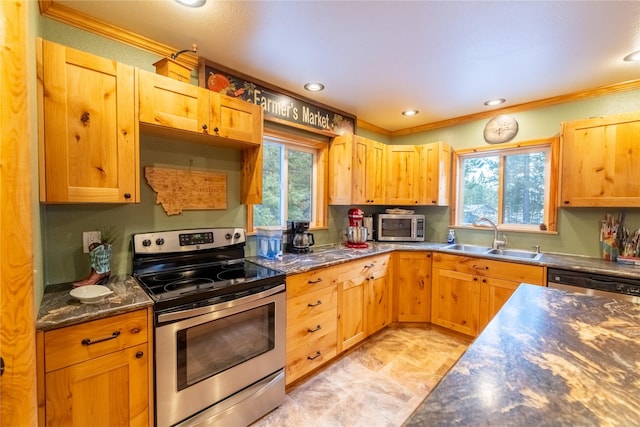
[[38, 0, 199, 70], [391, 79, 640, 137]]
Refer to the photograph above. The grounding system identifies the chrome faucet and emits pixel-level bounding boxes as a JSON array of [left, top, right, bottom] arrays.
[[474, 217, 507, 249]]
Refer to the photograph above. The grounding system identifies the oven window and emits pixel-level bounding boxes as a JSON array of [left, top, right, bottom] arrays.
[[383, 219, 411, 237], [176, 303, 275, 390]]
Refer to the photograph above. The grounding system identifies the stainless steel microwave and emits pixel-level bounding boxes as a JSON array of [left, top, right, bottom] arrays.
[[375, 214, 425, 242]]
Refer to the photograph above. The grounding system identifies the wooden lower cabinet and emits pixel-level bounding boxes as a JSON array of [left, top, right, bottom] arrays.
[[337, 254, 390, 352], [478, 276, 521, 332], [394, 251, 432, 322], [285, 267, 339, 385], [37, 309, 152, 427], [431, 268, 480, 336], [431, 253, 544, 337]]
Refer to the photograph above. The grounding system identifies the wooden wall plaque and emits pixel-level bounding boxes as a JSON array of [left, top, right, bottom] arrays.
[[145, 166, 227, 215]]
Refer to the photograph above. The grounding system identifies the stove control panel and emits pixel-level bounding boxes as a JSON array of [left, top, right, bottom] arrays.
[[179, 232, 214, 246], [132, 228, 246, 254]]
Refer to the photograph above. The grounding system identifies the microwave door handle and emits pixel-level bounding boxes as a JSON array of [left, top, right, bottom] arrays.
[[157, 284, 285, 323]]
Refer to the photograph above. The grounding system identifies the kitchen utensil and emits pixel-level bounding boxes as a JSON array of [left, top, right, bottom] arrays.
[[69, 285, 113, 304]]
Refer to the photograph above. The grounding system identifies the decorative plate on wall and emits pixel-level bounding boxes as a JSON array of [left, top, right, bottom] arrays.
[[483, 114, 519, 144]]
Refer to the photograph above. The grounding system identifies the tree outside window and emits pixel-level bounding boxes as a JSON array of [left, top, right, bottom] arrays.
[[455, 140, 556, 231], [254, 140, 316, 227]]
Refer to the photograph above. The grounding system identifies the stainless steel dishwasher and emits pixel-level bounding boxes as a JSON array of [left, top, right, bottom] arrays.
[[547, 267, 640, 303]]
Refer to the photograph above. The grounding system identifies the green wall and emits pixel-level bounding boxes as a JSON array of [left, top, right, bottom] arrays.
[[37, 16, 640, 290], [390, 91, 640, 256]]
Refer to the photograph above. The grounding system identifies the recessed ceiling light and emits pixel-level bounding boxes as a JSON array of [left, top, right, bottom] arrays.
[[623, 50, 640, 62], [402, 109, 419, 117], [484, 98, 506, 106], [175, 0, 206, 7], [304, 82, 325, 92]]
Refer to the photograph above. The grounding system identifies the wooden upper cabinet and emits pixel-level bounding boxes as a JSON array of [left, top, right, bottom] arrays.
[[386, 144, 421, 205], [139, 68, 209, 133], [138, 69, 262, 148], [328, 133, 353, 205], [561, 111, 640, 207], [38, 39, 139, 203], [212, 93, 263, 144], [352, 136, 386, 204], [419, 141, 452, 206]]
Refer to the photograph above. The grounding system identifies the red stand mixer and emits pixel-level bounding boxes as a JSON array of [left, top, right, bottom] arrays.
[[346, 208, 368, 248]]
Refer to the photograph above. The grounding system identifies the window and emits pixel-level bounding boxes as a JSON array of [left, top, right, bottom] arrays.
[[249, 132, 327, 231], [453, 138, 558, 231]]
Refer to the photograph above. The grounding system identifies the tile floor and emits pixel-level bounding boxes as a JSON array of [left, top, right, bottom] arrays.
[[252, 325, 472, 427]]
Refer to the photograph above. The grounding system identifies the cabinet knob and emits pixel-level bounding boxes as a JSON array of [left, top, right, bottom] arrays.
[[214, 127, 219, 134], [202, 124, 208, 133], [135, 351, 144, 359], [124, 193, 131, 199], [563, 200, 570, 205]]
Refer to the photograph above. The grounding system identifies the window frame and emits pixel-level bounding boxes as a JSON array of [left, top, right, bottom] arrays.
[[451, 137, 559, 233], [246, 129, 328, 234]]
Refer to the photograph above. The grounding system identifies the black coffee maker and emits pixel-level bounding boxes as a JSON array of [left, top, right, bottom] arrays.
[[287, 221, 314, 253]]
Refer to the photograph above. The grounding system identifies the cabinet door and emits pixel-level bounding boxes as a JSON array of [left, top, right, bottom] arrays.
[[211, 93, 263, 145], [352, 137, 386, 204], [386, 145, 420, 205], [366, 275, 391, 335], [431, 268, 480, 337], [45, 344, 149, 427], [395, 252, 432, 322], [338, 278, 366, 352], [478, 277, 521, 333], [40, 40, 138, 203], [328, 133, 353, 205], [561, 112, 640, 207], [419, 142, 451, 206], [139, 69, 210, 133]]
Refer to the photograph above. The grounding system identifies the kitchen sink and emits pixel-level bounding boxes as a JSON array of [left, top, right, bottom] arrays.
[[486, 248, 541, 260], [444, 244, 492, 254], [444, 244, 542, 260]]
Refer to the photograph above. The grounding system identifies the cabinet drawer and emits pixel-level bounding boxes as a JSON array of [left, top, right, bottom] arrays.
[[337, 254, 390, 284], [287, 308, 337, 350], [44, 310, 148, 373], [285, 331, 337, 385], [287, 266, 338, 298], [432, 253, 543, 284], [287, 285, 338, 321]]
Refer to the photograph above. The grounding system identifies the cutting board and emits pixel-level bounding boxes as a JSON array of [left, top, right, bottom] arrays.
[[144, 166, 227, 215]]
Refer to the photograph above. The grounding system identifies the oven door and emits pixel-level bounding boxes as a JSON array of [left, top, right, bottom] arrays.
[[154, 285, 285, 427]]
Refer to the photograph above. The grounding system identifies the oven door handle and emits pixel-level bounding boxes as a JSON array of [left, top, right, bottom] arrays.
[[157, 284, 285, 323]]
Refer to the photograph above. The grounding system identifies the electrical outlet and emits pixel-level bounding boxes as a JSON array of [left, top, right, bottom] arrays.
[[82, 231, 102, 253]]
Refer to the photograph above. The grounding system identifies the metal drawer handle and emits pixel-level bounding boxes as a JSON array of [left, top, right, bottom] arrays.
[[472, 264, 489, 270], [307, 300, 322, 307], [307, 351, 321, 361], [364, 263, 375, 268], [81, 330, 120, 346], [307, 325, 322, 333], [308, 278, 323, 284]]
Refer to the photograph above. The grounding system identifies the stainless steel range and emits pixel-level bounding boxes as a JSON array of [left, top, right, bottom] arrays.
[[132, 228, 286, 427]]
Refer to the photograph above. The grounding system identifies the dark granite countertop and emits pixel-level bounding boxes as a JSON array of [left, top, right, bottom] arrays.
[[249, 241, 640, 279], [36, 275, 153, 331], [404, 284, 640, 426]]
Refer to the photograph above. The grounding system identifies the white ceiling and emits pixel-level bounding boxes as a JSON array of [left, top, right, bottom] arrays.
[[55, 0, 640, 133]]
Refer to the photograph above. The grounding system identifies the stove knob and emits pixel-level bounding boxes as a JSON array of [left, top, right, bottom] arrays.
[[225, 233, 232, 240], [234, 232, 241, 239], [156, 238, 165, 246], [142, 239, 152, 247]]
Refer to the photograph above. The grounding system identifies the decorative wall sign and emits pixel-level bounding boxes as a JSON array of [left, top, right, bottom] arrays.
[[145, 166, 227, 216], [199, 60, 355, 137]]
